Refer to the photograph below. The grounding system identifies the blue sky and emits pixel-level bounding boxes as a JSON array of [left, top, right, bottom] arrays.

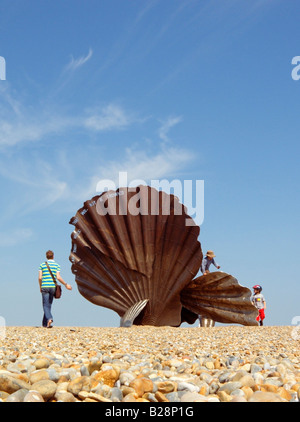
[[0, 0, 299, 328]]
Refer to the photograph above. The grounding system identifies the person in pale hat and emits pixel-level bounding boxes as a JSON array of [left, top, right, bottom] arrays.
[[201, 250, 220, 276]]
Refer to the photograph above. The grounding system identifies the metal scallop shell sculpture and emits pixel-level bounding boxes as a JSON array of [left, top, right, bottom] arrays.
[[69, 185, 258, 327]]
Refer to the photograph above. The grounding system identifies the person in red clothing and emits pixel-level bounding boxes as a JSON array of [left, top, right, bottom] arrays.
[[251, 285, 267, 326]]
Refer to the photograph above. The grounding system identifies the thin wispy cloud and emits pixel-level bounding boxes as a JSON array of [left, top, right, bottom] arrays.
[[0, 115, 73, 147], [0, 228, 33, 247], [92, 143, 194, 195], [158, 116, 183, 143], [0, 73, 194, 225], [135, 0, 160, 23], [84, 104, 132, 131], [0, 155, 68, 215], [0, 84, 135, 147], [65, 48, 93, 71]]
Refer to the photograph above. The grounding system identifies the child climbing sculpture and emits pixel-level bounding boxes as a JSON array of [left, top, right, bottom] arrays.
[[201, 250, 221, 275]]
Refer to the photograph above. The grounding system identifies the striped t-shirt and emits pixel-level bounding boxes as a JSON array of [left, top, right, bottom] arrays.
[[39, 260, 60, 288]]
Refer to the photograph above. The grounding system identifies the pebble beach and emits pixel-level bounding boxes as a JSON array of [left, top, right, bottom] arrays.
[[0, 325, 299, 403]]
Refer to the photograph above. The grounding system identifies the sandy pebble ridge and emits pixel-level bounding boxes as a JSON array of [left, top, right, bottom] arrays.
[[0, 326, 299, 402]]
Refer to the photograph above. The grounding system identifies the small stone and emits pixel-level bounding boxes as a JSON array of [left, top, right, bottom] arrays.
[[0, 374, 31, 394], [31, 380, 57, 401], [241, 386, 254, 400], [120, 385, 136, 396], [264, 378, 282, 387], [280, 358, 295, 370], [6, 362, 28, 374], [218, 371, 231, 383], [230, 388, 245, 398], [78, 390, 90, 400], [177, 381, 199, 393], [199, 384, 209, 396], [155, 391, 169, 402], [207, 396, 220, 402], [94, 383, 112, 398], [94, 368, 119, 387], [240, 363, 251, 372], [231, 370, 248, 381], [231, 395, 247, 402], [253, 372, 264, 384], [165, 359, 183, 368], [143, 392, 158, 402], [209, 382, 219, 394], [129, 377, 153, 397], [250, 364, 262, 374], [23, 390, 45, 402], [29, 369, 50, 384], [34, 358, 51, 369], [180, 391, 207, 402], [277, 387, 292, 401], [47, 368, 59, 382], [238, 374, 255, 388], [291, 383, 300, 393], [261, 383, 278, 393], [88, 360, 102, 375], [5, 388, 29, 402], [214, 358, 221, 369], [110, 387, 123, 402], [219, 381, 242, 395], [217, 391, 232, 402], [165, 392, 180, 402], [80, 365, 90, 377], [88, 392, 112, 402], [56, 381, 69, 393], [0, 391, 9, 400], [119, 371, 136, 385], [122, 393, 139, 402], [55, 391, 77, 402], [67, 376, 91, 396], [205, 361, 215, 370], [156, 381, 176, 394], [248, 391, 286, 402]]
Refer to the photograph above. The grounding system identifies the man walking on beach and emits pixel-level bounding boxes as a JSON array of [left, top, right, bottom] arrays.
[[38, 250, 72, 328]]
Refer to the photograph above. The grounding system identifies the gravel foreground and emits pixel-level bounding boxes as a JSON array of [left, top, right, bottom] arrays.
[[0, 326, 299, 403]]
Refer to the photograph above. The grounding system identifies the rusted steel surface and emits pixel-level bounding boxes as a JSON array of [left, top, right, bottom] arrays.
[[69, 185, 202, 326], [69, 185, 257, 327], [181, 272, 258, 326]]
